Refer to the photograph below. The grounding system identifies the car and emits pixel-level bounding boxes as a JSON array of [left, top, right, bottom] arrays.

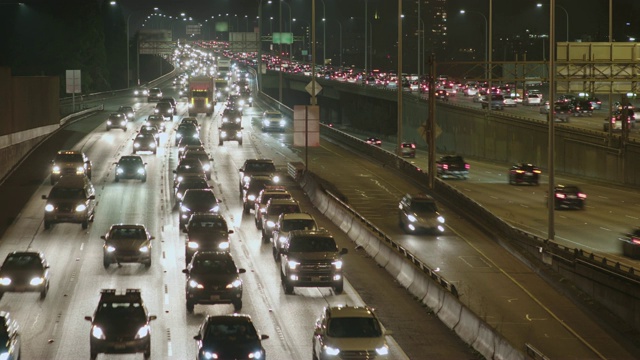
[[180, 116, 199, 129], [42, 175, 96, 230], [540, 101, 551, 114], [261, 110, 286, 132], [556, 94, 576, 103], [0, 311, 21, 360], [183, 213, 232, 264], [50, 150, 92, 184], [145, 114, 166, 132], [241, 175, 277, 214], [570, 99, 594, 117], [313, 305, 391, 360], [603, 109, 636, 131], [0, 251, 50, 299], [365, 137, 382, 146], [182, 150, 213, 180], [238, 159, 279, 192], [620, 228, 640, 259], [175, 123, 199, 146], [114, 155, 147, 182], [179, 189, 220, 229], [160, 97, 178, 114], [434, 89, 449, 101], [221, 108, 243, 124], [239, 89, 253, 106], [436, 155, 470, 179], [399, 142, 416, 158], [226, 94, 245, 109], [398, 193, 445, 234], [261, 198, 301, 242], [508, 163, 541, 185], [550, 184, 586, 210], [463, 86, 479, 96], [117, 105, 135, 119], [219, 121, 243, 146], [254, 186, 291, 229], [175, 177, 210, 203], [147, 87, 163, 102], [106, 112, 127, 131], [154, 102, 174, 121], [133, 133, 157, 154], [523, 93, 542, 106], [553, 102, 574, 122], [173, 158, 207, 188], [138, 125, 159, 143], [182, 251, 245, 313], [271, 212, 318, 261], [481, 94, 505, 110], [279, 229, 348, 294], [193, 314, 268, 360], [177, 137, 204, 158], [101, 224, 154, 268], [84, 289, 157, 360], [133, 87, 148, 97], [503, 94, 518, 107]]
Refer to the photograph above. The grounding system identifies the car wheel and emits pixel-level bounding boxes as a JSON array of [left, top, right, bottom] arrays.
[[219, 140, 223, 146], [144, 259, 151, 268], [103, 256, 110, 269], [333, 281, 344, 294], [153, 150, 157, 155], [141, 176, 147, 183], [144, 347, 151, 360], [272, 247, 279, 262], [133, 150, 137, 154], [239, 140, 243, 146], [186, 301, 194, 313], [115, 176, 120, 183], [243, 203, 250, 214], [40, 285, 48, 299], [44, 221, 51, 230], [233, 300, 242, 312], [90, 351, 98, 360], [282, 276, 294, 294], [82, 221, 89, 230]]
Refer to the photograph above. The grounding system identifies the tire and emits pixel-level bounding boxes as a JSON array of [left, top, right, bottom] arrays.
[[219, 140, 223, 146], [90, 351, 98, 360], [144, 258, 151, 268], [141, 176, 147, 183], [153, 150, 157, 155], [44, 221, 51, 230], [283, 276, 294, 294], [233, 300, 242, 312], [239, 140, 243, 146], [103, 257, 110, 269], [333, 281, 344, 294], [243, 203, 250, 214], [82, 221, 88, 230], [272, 247, 279, 262], [40, 285, 48, 299], [0, 292, 4, 301], [115, 176, 119, 183], [144, 347, 151, 360], [186, 301, 194, 313], [87, 171, 92, 180]]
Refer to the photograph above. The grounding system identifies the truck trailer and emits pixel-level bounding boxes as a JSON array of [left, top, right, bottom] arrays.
[[188, 76, 215, 116]]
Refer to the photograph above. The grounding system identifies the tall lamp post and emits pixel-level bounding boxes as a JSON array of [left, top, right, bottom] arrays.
[[280, 0, 292, 62], [460, 10, 488, 80], [537, 3, 568, 42], [319, 0, 326, 65]]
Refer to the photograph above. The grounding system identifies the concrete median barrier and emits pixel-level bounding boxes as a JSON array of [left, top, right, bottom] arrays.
[[372, 236, 393, 268], [396, 256, 418, 290], [494, 334, 525, 360], [407, 269, 431, 300], [473, 322, 499, 360], [336, 208, 354, 234], [437, 292, 463, 330], [382, 246, 404, 278], [422, 278, 445, 312], [453, 305, 481, 347]]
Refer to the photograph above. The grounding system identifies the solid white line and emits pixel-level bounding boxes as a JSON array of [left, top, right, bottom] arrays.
[[167, 341, 172, 357]]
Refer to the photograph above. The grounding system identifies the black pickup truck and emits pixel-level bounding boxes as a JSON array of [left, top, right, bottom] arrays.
[[436, 155, 470, 179]]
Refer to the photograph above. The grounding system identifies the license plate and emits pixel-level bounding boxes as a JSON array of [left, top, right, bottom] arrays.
[[525, 172, 533, 175], [209, 295, 220, 300], [568, 195, 577, 199], [311, 276, 322, 282], [114, 344, 127, 350]]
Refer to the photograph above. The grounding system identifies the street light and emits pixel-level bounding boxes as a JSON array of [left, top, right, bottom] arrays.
[[537, 3, 569, 42], [459, 9, 488, 80], [319, 0, 326, 65]]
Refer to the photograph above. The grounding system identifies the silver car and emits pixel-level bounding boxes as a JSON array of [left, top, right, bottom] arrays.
[[398, 193, 445, 234]]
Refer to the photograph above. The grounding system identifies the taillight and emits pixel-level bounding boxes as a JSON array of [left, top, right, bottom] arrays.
[[442, 164, 449, 170], [555, 193, 566, 199], [515, 170, 525, 174], [632, 238, 640, 245], [411, 144, 416, 149], [465, 164, 470, 170], [578, 193, 587, 199], [533, 170, 541, 174]]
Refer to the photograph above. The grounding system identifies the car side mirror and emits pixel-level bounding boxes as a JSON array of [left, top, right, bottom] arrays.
[[238, 268, 247, 274], [173, 170, 177, 173], [182, 269, 189, 274], [384, 329, 394, 336], [241, 127, 244, 130], [149, 315, 157, 321], [228, 229, 234, 234], [340, 248, 348, 255], [100, 235, 106, 240], [41, 195, 47, 200], [260, 334, 269, 340], [113, 162, 118, 165], [84, 316, 92, 321], [150, 236, 155, 240], [89, 195, 95, 200], [193, 334, 202, 341]]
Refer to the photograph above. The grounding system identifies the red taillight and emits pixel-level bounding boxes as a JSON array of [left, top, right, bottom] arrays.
[[555, 193, 566, 199], [515, 170, 525, 174], [578, 193, 587, 199], [465, 164, 470, 170], [533, 169, 541, 174], [442, 164, 449, 170], [410, 144, 416, 149], [632, 238, 640, 245]]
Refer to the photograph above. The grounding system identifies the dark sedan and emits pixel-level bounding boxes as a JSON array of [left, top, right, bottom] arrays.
[[194, 314, 268, 360], [101, 224, 154, 268], [0, 251, 50, 300], [508, 163, 541, 185], [550, 185, 586, 210]]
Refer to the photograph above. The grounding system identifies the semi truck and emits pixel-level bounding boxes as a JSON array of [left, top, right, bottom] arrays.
[[215, 57, 232, 99], [188, 75, 215, 116]]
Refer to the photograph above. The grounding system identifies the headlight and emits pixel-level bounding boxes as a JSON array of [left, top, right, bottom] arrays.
[[287, 260, 300, 269], [116, 167, 124, 174], [154, 109, 159, 113], [137, 168, 145, 175], [263, 120, 269, 126], [248, 350, 263, 359], [222, 117, 229, 123], [237, 132, 242, 137], [149, 142, 156, 148], [218, 241, 230, 250], [188, 279, 203, 289], [203, 351, 217, 359], [76, 166, 84, 175], [91, 325, 106, 339], [75, 204, 87, 212], [278, 236, 287, 244], [193, 134, 200, 139], [247, 195, 256, 201], [206, 103, 212, 108], [273, 175, 280, 183], [134, 142, 141, 148], [235, 117, 241, 123], [106, 245, 116, 252], [375, 345, 390, 356], [323, 346, 340, 356], [220, 131, 227, 138], [139, 245, 150, 253], [239, 100, 245, 106], [226, 279, 242, 288], [176, 192, 184, 200], [248, 97, 253, 102], [279, 120, 286, 127], [52, 165, 60, 173], [437, 216, 445, 223], [187, 242, 199, 249], [202, 164, 210, 171], [135, 324, 150, 339], [211, 205, 220, 212], [176, 133, 183, 138], [180, 205, 190, 212], [45, 204, 54, 212], [30, 277, 45, 286], [0, 278, 11, 286], [177, 176, 184, 183], [188, 103, 193, 108], [332, 260, 343, 269], [243, 175, 250, 183], [167, 109, 172, 114], [267, 220, 275, 228], [134, 90, 139, 95], [120, 121, 127, 126], [107, 120, 112, 125], [407, 214, 417, 222]]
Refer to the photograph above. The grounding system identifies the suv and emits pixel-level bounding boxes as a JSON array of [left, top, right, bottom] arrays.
[[175, 123, 199, 146], [221, 108, 243, 124], [183, 251, 246, 313], [398, 193, 445, 234], [133, 133, 157, 154], [145, 114, 166, 132], [550, 184, 586, 210], [242, 175, 277, 214], [50, 150, 92, 185], [173, 158, 207, 188], [117, 105, 135, 119], [279, 229, 348, 294], [238, 159, 279, 192], [160, 97, 177, 114], [254, 186, 291, 229], [261, 110, 286, 132], [261, 198, 301, 242], [179, 189, 220, 229], [147, 87, 162, 102], [313, 305, 390, 360], [42, 176, 96, 230], [0, 251, 50, 299], [101, 224, 154, 268], [106, 112, 127, 131], [271, 212, 318, 261], [481, 94, 505, 110], [219, 121, 243, 146], [181, 150, 213, 180], [193, 314, 268, 360], [154, 102, 174, 121], [114, 155, 147, 182], [84, 289, 157, 360], [508, 163, 541, 185], [183, 213, 233, 264]]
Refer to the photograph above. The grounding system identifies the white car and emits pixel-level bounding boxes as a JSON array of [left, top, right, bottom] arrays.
[[524, 94, 542, 106], [503, 96, 518, 107], [464, 87, 479, 96]]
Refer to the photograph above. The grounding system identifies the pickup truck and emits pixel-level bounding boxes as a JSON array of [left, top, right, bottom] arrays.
[[436, 155, 470, 179]]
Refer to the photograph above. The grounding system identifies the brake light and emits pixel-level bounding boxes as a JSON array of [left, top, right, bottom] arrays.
[[555, 193, 566, 199], [465, 164, 470, 170], [442, 164, 449, 170], [515, 170, 525, 174], [578, 193, 587, 199], [632, 237, 640, 245], [533, 169, 542, 174], [411, 144, 416, 149]]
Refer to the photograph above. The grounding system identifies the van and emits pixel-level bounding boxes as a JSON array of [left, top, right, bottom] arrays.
[[42, 176, 96, 230]]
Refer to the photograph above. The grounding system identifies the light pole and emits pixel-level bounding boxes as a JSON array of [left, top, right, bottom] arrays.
[[319, 0, 326, 65], [537, 3, 569, 42], [280, 0, 292, 62], [460, 10, 488, 80]]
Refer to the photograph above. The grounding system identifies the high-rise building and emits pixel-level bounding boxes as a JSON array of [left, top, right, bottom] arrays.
[[422, 0, 448, 60]]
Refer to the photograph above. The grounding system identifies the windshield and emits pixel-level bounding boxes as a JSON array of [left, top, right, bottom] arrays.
[[109, 227, 146, 240], [55, 154, 83, 163], [190, 219, 227, 230], [268, 204, 299, 215], [49, 187, 85, 199], [327, 317, 382, 338], [95, 302, 145, 322], [192, 258, 236, 274], [204, 321, 258, 343], [184, 191, 217, 204], [288, 237, 337, 252], [244, 162, 276, 172], [411, 201, 437, 213], [2, 254, 43, 270], [261, 193, 290, 204], [265, 113, 281, 119], [118, 157, 143, 166], [282, 219, 317, 232]]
